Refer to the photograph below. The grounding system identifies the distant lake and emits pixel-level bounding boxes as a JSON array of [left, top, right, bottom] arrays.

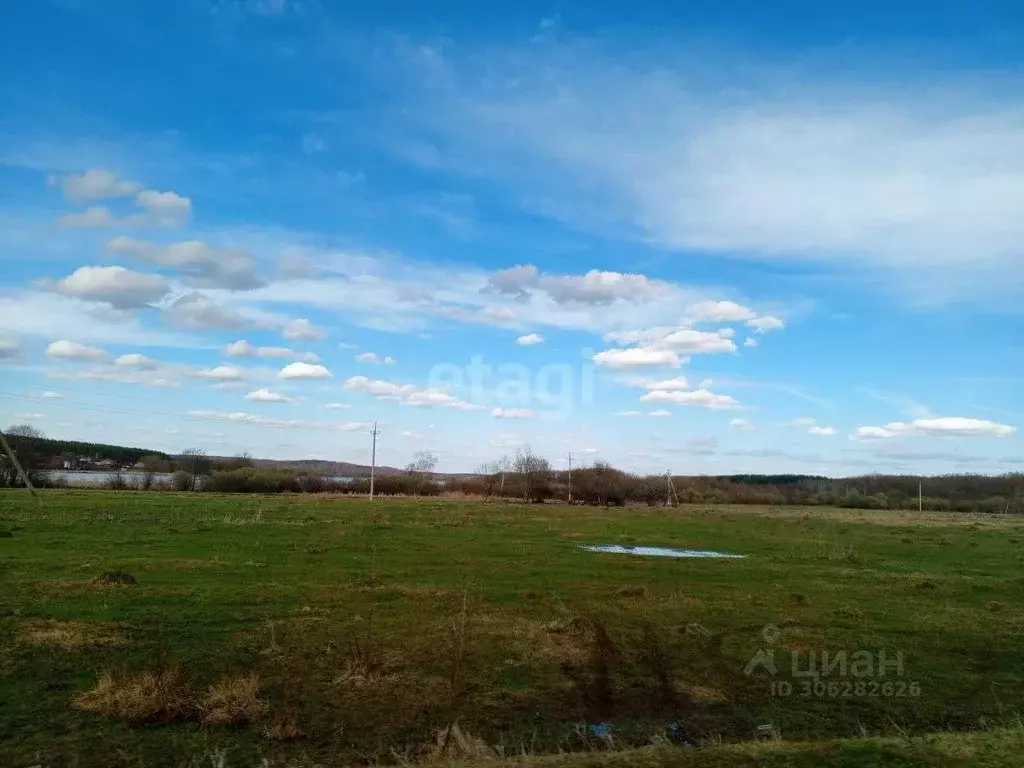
[[46, 470, 174, 487]]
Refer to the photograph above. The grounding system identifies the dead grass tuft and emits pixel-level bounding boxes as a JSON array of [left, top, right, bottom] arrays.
[[261, 711, 304, 741], [91, 570, 137, 587], [614, 585, 649, 598], [199, 673, 268, 725], [333, 657, 398, 689], [72, 667, 192, 723], [19, 619, 125, 650], [677, 681, 729, 703], [427, 723, 497, 761]]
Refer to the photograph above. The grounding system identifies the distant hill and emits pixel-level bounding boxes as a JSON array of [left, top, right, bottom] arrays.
[[220, 457, 405, 477]]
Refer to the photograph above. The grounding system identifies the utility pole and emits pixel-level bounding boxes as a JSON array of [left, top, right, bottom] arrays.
[[0, 428, 42, 505], [369, 422, 380, 500], [666, 470, 672, 507], [566, 450, 573, 504], [918, 481, 922, 514]]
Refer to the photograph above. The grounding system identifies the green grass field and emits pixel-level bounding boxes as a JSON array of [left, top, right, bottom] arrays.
[[2, 491, 1024, 767]]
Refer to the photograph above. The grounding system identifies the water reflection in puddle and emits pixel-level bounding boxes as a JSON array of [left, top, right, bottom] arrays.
[[581, 544, 746, 559]]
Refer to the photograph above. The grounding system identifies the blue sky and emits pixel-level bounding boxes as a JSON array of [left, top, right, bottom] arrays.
[[1, 0, 1022, 474]]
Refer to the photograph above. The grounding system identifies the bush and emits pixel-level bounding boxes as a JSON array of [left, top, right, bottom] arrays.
[[170, 471, 192, 492]]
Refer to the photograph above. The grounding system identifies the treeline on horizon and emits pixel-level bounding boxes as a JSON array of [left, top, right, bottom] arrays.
[[3, 428, 1021, 514]]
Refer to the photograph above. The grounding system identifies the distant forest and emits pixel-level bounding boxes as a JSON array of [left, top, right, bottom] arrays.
[[2, 426, 1021, 513]]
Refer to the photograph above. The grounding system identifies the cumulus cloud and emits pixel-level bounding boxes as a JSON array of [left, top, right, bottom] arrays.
[[58, 206, 117, 228], [279, 361, 332, 379], [491, 406, 535, 418], [224, 340, 313, 360], [485, 264, 669, 305], [356, 352, 396, 364], [856, 417, 1016, 439], [729, 417, 752, 429], [165, 292, 251, 330], [640, 388, 740, 409], [688, 300, 756, 323], [748, 315, 785, 332], [516, 333, 544, 345], [193, 365, 244, 381], [107, 236, 262, 290], [642, 376, 688, 391], [244, 388, 293, 403], [648, 410, 672, 417], [345, 375, 481, 410], [45, 339, 109, 361], [55, 169, 141, 201], [135, 189, 192, 222], [188, 410, 309, 429], [744, 337, 758, 348], [613, 410, 642, 417], [808, 425, 837, 436], [282, 318, 328, 340], [324, 402, 351, 409], [114, 353, 159, 370], [50, 265, 169, 308], [592, 347, 683, 368]]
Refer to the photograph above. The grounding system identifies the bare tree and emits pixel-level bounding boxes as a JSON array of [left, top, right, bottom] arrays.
[[513, 445, 552, 503], [180, 448, 210, 491], [1, 424, 45, 487], [406, 450, 439, 476]]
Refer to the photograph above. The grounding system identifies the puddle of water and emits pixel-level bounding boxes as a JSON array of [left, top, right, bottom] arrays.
[[581, 544, 746, 559]]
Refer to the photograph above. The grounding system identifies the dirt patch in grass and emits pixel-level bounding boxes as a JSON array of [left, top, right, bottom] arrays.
[[18, 619, 126, 650], [198, 672, 268, 725], [72, 667, 193, 723]]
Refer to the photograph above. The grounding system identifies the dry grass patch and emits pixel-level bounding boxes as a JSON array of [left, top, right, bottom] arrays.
[[261, 711, 304, 741], [676, 681, 729, 703], [72, 667, 192, 723], [198, 673, 268, 725], [19, 619, 126, 650], [333, 657, 399, 689], [427, 723, 497, 761]]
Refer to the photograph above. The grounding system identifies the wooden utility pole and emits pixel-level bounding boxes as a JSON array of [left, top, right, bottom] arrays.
[[0, 428, 42, 505], [566, 450, 573, 504], [369, 422, 380, 500], [918, 481, 922, 513]]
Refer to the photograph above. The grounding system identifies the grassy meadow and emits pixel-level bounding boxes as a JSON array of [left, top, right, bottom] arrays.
[[2, 491, 1024, 767]]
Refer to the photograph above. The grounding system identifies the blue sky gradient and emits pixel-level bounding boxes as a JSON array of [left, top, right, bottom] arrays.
[[1, 0, 1021, 474]]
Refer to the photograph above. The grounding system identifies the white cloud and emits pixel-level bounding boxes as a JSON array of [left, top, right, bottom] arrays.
[[483, 306, 516, 321], [194, 365, 244, 381], [613, 410, 643, 417], [45, 339, 109, 361], [640, 388, 740, 409], [642, 376, 688, 391], [55, 169, 141, 201], [356, 352, 397, 364], [58, 206, 117, 228], [279, 361, 332, 379], [38, 390, 63, 399], [516, 333, 544, 345], [648, 409, 672, 417], [592, 347, 683, 368], [50, 265, 169, 308], [729, 417, 751, 429], [282, 318, 327, 340], [224, 340, 312, 360], [107, 236, 263, 290], [345, 375, 481, 410], [486, 265, 668, 306], [856, 417, 1016, 439], [748, 315, 785, 333], [135, 189, 192, 222], [603, 326, 736, 355], [491, 406, 535, 419], [324, 402, 351, 409], [188, 410, 309, 429], [744, 337, 758, 348], [244, 388, 293, 403], [165, 292, 251, 330], [688, 300, 756, 323], [114, 353, 159, 370], [808, 425, 837, 436], [405, 45, 1024, 301]]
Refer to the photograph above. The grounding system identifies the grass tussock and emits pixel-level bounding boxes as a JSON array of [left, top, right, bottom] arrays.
[[198, 673, 267, 725], [91, 570, 138, 587], [19, 619, 125, 650], [261, 711, 304, 741], [72, 667, 192, 723], [427, 723, 497, 762]]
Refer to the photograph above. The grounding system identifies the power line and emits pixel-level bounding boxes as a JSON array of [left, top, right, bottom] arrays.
[[369, 421, 380, 500]]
